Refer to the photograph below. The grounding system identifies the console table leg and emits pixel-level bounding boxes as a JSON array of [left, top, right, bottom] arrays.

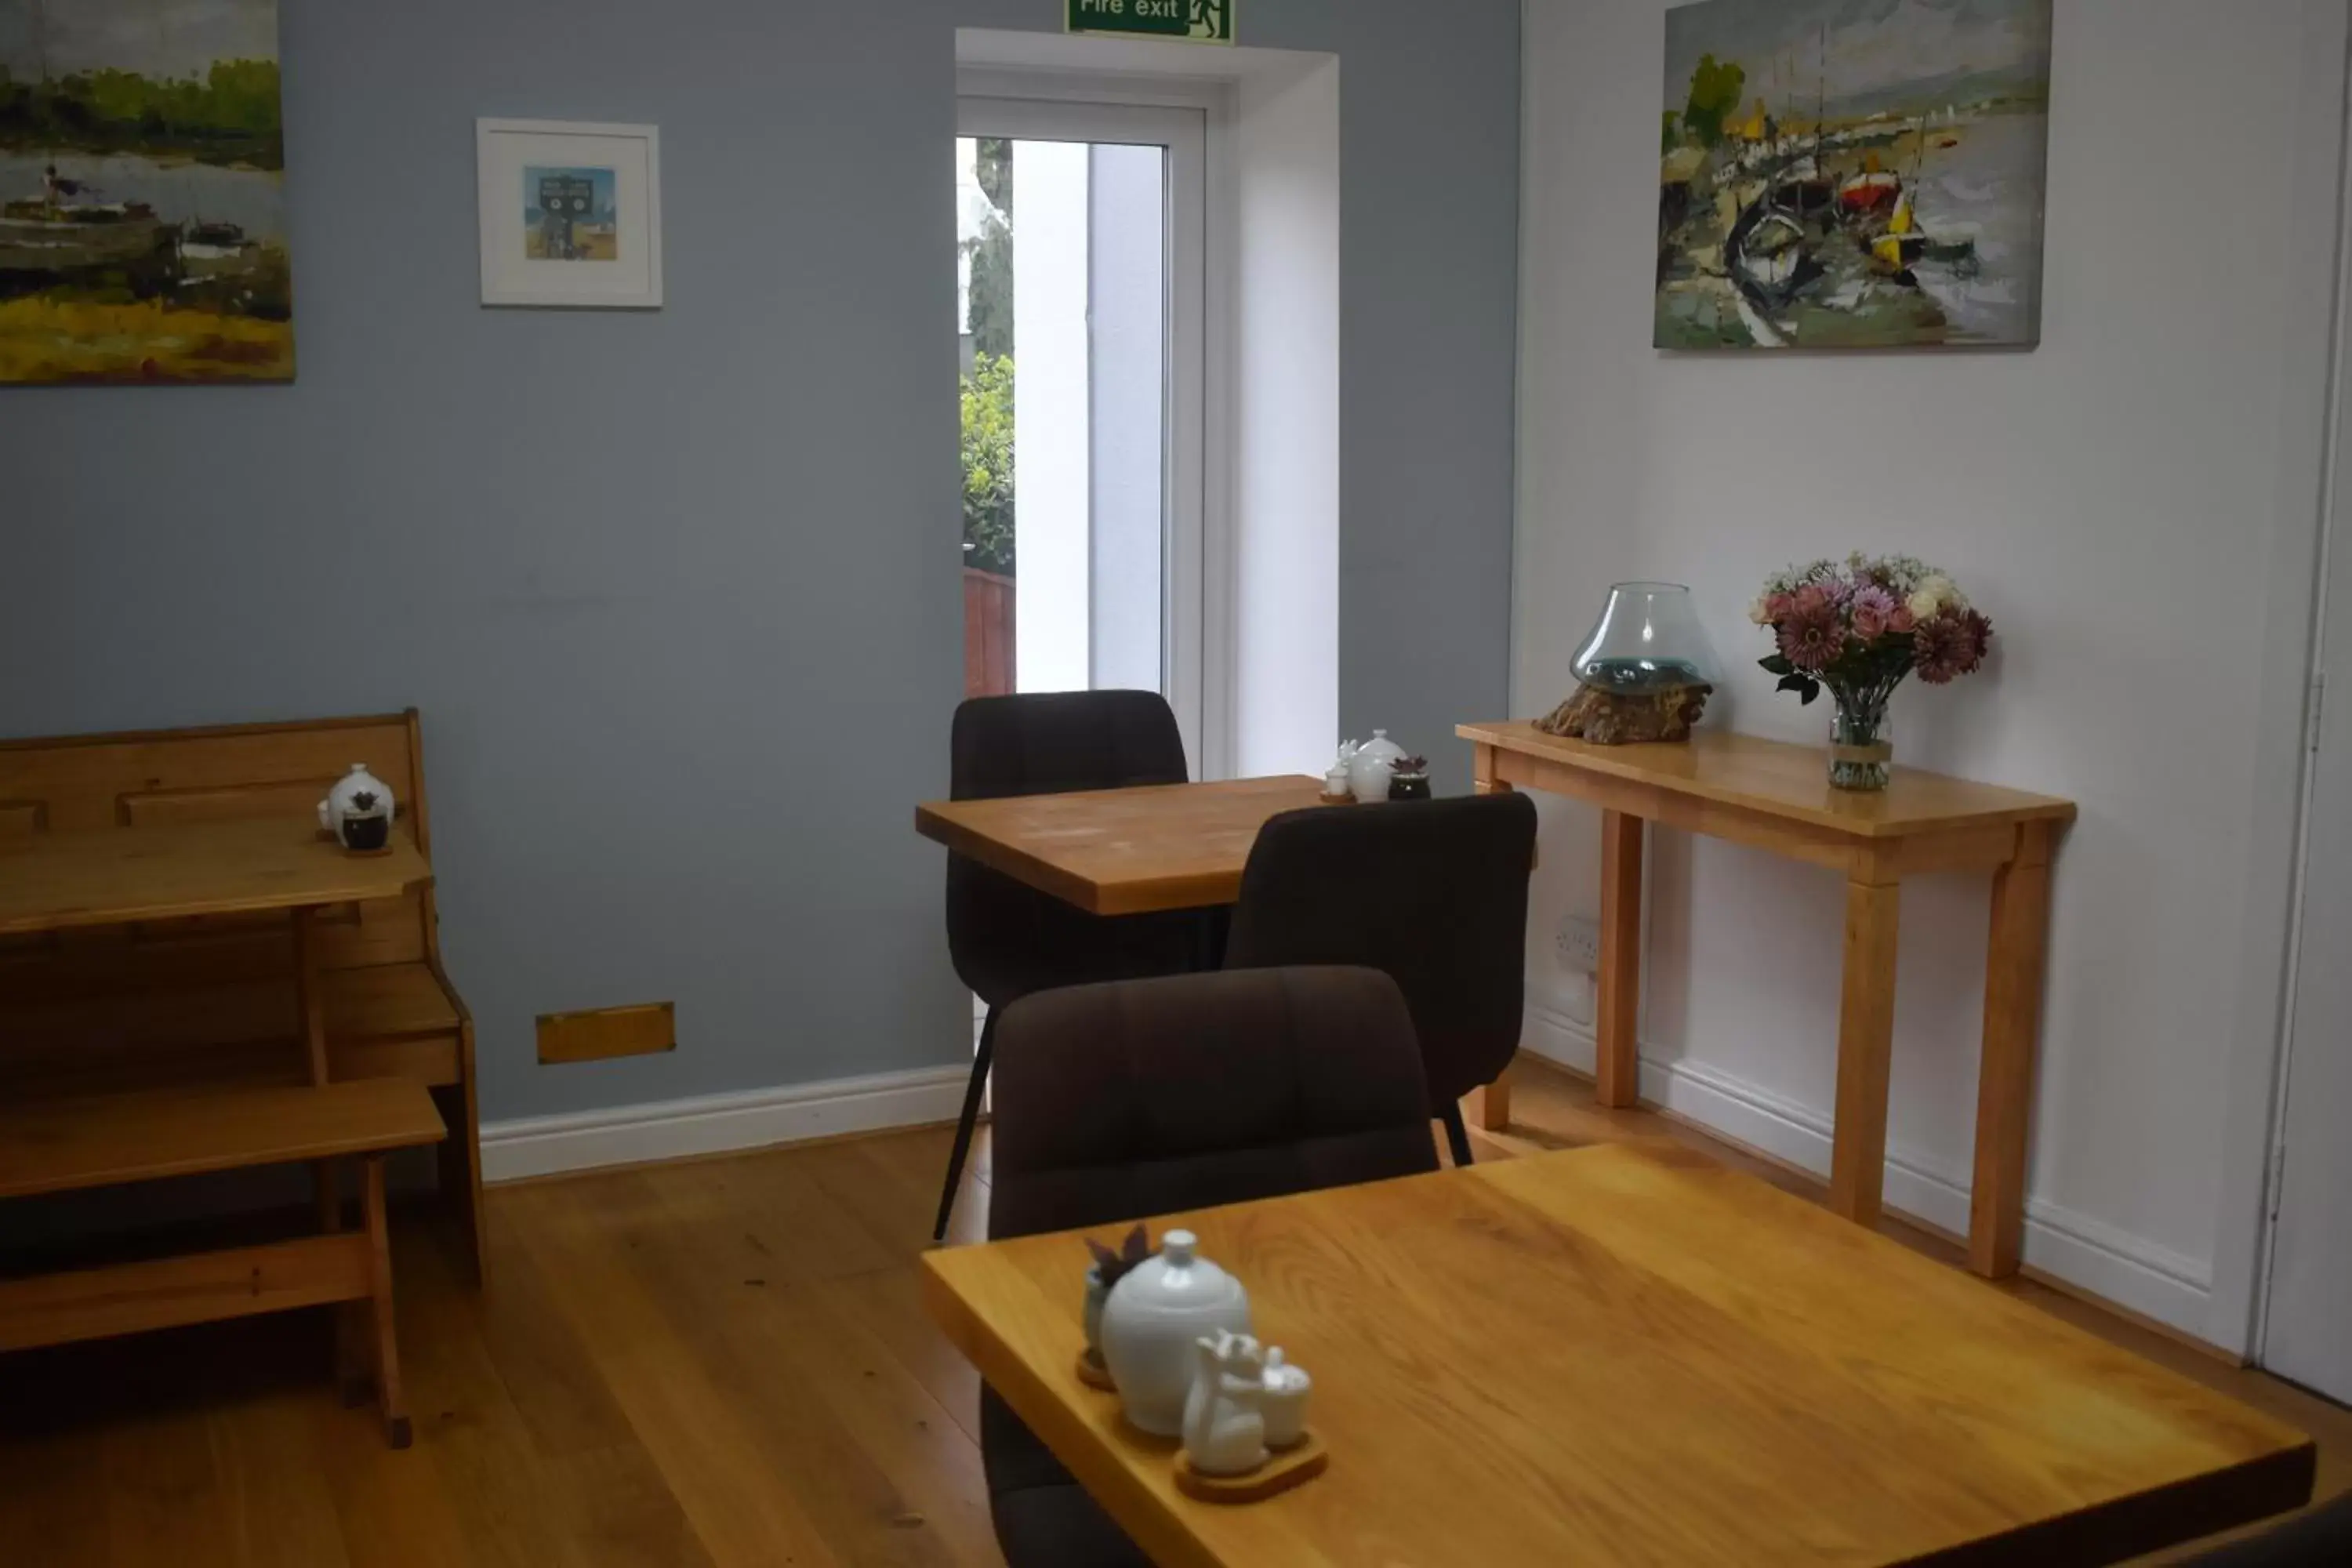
[[1970, 824, 2054, 1279], [1596, 811, 1644, 1109], [1469, 745, 1523, 1131], [1830, 879, 1901, 1227]]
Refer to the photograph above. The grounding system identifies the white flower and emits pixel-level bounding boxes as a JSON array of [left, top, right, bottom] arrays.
[[1748, 595, 1774, 626], [1907, 575, 1955, 622]]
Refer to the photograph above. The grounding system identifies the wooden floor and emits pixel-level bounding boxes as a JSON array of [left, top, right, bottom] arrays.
[[2, 1056, 2345, 1566]]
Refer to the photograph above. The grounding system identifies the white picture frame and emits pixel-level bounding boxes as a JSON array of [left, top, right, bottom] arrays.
[[477, 118, 662, 309]]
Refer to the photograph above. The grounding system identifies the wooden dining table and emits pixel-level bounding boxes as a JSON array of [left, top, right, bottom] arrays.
[[923, 1143, 2314, 1568], [913, 775, 1334, 916]]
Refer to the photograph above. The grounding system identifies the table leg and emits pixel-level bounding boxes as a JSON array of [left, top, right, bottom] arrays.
[[295, 905, 343, 1236], [1595, 811, 1644, 1109], [1829, 878, 1901, 1226], [1970, 823, 2054, 1278], [361, 1155, 412, 1448], [294, 905, 329, 1086], [1466, 746, 1519, 1132], [1466, 1073, 1513, 1134], [1472, 743, 1504, 796]]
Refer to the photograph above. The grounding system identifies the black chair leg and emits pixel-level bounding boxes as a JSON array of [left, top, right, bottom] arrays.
[[1439, 1101, 1476, 1168], [935, 1009, 1000, 1243]]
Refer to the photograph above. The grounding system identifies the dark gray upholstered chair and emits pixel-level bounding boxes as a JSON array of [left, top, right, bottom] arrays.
[[1221, 793, 1539, 1167], [2184, 1493, 2352, 1566], [936, 690, 1207, 1240], [980, 966, 1442, 1568]]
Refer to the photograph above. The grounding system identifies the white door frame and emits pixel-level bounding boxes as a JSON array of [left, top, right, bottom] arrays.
[[2245, 1, 2352, 1370], [2199, 0, 2352, 1360], [956, 80, 1230, 779], [2256, 125, 2352, 1373]]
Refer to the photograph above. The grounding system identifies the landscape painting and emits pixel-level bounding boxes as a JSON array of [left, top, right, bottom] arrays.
[[1657, 0, 2052, 350], [0, 0, 292, 383]]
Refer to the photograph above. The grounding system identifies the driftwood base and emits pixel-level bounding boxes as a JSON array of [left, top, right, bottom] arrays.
[[1535, 684, 1712, 746]]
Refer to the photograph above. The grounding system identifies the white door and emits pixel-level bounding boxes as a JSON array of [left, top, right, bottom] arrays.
[[2263, 492, 2352, 1402]]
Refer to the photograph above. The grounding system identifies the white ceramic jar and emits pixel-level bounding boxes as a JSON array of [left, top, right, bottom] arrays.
[[1098, 1230, 1253, 1436], [318, 763, 397, 852], [1348, 731, 1406, 804]]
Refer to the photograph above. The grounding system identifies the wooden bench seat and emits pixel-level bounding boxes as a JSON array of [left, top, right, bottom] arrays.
[[0, 960, 464, 1088], [0, 1080, 445, 1200], [0, 1079, 445, 1446], [323, 960, 465, 1043]]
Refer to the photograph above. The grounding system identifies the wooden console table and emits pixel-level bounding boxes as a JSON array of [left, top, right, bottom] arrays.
[[1458, 720, 2076, 1279]]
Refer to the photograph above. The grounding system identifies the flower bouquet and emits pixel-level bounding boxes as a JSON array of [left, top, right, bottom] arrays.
[[1751, 554, 1993, 790]]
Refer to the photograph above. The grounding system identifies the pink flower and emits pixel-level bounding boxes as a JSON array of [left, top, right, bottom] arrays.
[[1849, 586, 1898, 641], [1888, 604, 1917, 636], [1778, 596, 1846, 673], [1765, 591, 1796, 622], [1962, 608, 1994, 664], [1914, 609, 1991, 684]]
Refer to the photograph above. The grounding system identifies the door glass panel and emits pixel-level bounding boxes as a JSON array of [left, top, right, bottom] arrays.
[[957, 135, 1169, 701]]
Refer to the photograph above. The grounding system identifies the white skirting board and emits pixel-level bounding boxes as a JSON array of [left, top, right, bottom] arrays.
[[1518, 997, 2217, 1341], [479, 1065, 971, 1184]]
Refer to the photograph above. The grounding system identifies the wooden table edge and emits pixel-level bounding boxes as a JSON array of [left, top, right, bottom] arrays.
[[1932, 1440, 2316, 1567], [913, 803, 1111, 915], [918, 1250, 1224, 1568], [913, 779, 1327, 916]]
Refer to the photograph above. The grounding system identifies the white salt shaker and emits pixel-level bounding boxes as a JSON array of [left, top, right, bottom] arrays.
[[1259, 1346, 1312, 1450]]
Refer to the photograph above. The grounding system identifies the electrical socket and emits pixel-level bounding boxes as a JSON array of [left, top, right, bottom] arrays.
[[1555, 914, 1602, 974]]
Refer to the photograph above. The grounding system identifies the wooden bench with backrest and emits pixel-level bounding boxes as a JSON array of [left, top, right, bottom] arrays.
[[0, 711, 485, 1279], [0, 1078, 445, 1446]]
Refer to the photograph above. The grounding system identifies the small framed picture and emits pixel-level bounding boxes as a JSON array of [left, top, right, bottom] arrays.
[[477, 118, 662, 309]]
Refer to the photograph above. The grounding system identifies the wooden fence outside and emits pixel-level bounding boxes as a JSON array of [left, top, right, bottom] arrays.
[[964, 568, 1016, 699]]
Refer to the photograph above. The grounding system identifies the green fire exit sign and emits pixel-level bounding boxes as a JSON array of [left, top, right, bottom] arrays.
[[1066, 0, 1234, 45]]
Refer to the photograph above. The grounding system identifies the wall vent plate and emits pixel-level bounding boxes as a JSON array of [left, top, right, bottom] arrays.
[[538, 1002, 677, 1065]]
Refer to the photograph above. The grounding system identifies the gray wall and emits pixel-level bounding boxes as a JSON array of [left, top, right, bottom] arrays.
[[0, 0, 1519, 1123]]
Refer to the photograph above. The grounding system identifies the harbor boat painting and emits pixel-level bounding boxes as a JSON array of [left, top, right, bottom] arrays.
[[1657, 0, 2052, 350], [0, 0, 292, 383]]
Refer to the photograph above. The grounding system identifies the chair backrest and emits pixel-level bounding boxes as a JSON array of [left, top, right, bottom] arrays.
[[945, 691, 1191, 1003], [1221, 793, 1537, 1106], [949, 690, 1189, 804], [986, 966, 1442, 1240]]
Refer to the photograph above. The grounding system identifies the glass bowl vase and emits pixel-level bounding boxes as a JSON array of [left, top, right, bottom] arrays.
[[1570, 583, 1721, 695]]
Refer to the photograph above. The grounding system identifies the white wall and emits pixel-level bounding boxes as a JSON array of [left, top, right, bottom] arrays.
[[1231, 56, 1342, 778], [1014, 140, 1093, 694], [1516, 0, 2344, 1342]]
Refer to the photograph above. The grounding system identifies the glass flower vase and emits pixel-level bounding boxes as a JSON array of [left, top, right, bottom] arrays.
[[1827, 684, 1893, 792]]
